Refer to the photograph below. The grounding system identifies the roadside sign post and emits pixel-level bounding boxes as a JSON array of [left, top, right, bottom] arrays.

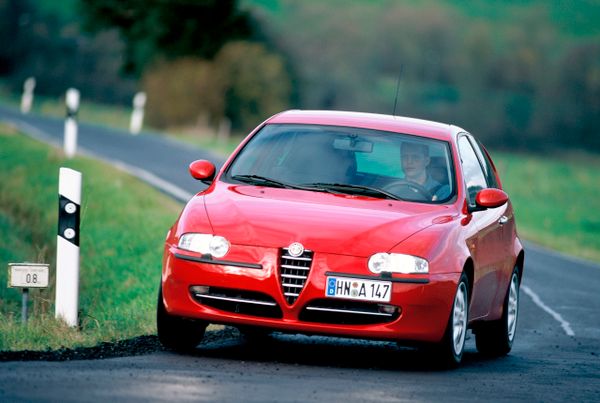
[[64, 88, 80, 159], [55, 167, 82, 327], [7, 263, 50, 325]]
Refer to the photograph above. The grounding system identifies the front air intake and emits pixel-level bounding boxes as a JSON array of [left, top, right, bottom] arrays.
[[279, 247, 313, 304]]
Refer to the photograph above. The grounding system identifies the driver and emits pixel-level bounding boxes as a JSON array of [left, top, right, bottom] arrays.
[[401, 142, 450, 201]]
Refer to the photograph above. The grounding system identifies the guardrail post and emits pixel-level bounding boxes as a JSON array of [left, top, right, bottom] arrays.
[[129, 91, 146, 135], [55, 167, 82, 327], [20, 77, 35, 114], [64, 88, 80, 158], [217, 117, 231, 145]]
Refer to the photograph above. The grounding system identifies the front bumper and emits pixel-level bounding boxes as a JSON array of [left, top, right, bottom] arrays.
[[161, 245, 460, 343]]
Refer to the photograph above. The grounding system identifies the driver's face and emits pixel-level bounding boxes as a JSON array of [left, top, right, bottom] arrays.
[[401, 145, 430, 180]]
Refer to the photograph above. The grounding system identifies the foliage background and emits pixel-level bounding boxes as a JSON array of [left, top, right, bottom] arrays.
[[0, 0, 599, 149]]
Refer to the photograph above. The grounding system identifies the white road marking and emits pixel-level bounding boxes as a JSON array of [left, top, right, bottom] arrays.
[[522, 285, 575, 337], [105, 158, 194, 203], [11, 119, 62, 148]]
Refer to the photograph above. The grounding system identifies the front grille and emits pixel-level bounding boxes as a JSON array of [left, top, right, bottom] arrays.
[[190, 286, 283, 318], [279, 247, 314, 304], [299, 299, 400, 325]]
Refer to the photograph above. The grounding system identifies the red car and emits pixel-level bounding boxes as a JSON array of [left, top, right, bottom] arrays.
[[158, 110, 524, 366]]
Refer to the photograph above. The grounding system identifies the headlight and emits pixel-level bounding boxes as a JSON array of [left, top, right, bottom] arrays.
[[178, 233, 230, 258], [368, 253, 429, 274]]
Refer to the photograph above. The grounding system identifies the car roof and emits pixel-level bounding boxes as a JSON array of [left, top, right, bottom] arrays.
[[266, 110, 464, 142]]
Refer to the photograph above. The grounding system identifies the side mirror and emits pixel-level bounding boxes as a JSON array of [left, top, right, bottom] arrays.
[[471, 188, 508, 211], [189, 160, 216, 184]]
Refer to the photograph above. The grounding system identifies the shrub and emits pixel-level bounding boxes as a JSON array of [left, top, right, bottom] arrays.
[[142, 41, 292, 132]]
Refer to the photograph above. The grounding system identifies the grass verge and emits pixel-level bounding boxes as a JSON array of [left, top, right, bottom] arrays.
[[493, 151, 600, 263], [0, 123, 183, 351]]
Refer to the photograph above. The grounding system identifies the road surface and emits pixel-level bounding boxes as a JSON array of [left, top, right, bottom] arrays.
[[0, 106, 598, 402]]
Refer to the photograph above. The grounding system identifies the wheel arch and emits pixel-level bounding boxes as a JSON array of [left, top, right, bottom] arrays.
[[515, 249, 525, 282], [462, 257, 474, 304]]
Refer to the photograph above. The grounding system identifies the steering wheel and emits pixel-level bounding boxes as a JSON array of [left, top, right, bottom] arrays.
[[383, 180, 432, 201]]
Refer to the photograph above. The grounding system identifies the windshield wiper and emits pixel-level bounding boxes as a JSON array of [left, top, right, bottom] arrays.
[[304, 182, 403, 201], [231, 174, 296, 189], [231, 174, 339, 194], [231, 174, 332, 193]]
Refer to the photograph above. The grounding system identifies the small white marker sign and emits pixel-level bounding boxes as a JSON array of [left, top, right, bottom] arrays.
[[8, 263, 49, 288]]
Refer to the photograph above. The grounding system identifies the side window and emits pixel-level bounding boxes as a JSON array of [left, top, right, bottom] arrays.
[[470, 137, 499, 188], [458, 136, 488, 204]]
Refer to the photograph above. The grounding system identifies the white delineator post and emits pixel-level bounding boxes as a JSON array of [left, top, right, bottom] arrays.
[[217, 116, 231, 145], [55, 168, 82, 327], [20, 77, 36, 114], [64, 88, 80, 158], [129, 91, 146, 135]]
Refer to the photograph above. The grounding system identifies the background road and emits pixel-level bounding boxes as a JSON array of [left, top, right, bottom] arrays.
[[0, 106, 224, 202], [0, 107, 598, 402]]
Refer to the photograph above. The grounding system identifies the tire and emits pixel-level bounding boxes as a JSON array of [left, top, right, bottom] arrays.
[[157, 286, 207, 352], [436, 272, 470, 367], [475, 267, 520, 357]]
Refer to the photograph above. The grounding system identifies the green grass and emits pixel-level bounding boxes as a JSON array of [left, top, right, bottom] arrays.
[[0, 123, 183, 351], [493, 151, 600, 263]]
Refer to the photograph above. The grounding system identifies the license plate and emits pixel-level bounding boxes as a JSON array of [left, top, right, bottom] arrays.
[[326, 276, 391, 302]]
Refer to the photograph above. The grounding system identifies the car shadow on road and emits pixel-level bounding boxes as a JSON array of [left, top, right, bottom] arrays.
[[185, 327, 509, 372]]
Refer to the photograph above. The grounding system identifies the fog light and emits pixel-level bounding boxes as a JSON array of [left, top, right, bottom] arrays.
[[190, 285, 210, 295], [378, 304, 399, 315]]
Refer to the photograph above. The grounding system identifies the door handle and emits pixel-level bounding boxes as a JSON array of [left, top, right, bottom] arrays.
[[498, 215, 509, 225]]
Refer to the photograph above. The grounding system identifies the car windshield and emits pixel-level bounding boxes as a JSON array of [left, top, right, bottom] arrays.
[[225, 124, 456, 203]]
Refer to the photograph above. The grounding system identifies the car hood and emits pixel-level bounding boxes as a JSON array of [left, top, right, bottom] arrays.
[[200, 183, 454, 257]]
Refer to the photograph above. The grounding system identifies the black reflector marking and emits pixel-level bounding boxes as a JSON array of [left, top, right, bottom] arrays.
[[58, 194, 80, 246]]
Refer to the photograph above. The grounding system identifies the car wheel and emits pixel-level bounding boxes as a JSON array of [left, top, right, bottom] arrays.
[[475, 267, 520, 356], [436, 272, 469, 367], [157, 286, 207, 352]]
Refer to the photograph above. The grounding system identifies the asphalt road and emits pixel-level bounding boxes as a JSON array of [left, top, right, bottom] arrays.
[[1, 106, 599, 402]]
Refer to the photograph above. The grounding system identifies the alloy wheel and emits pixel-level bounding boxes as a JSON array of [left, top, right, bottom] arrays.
[[452, 281, 468, 355]]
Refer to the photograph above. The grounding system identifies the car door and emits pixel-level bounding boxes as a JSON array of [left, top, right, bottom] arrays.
[[471, 138, 516, 309], [458, 135, 507, 320]]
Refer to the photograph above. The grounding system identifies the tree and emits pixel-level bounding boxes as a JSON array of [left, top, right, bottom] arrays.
[[546, 42, 600, 150], [80, 0, 253, 74], [0, 0, 34, 76], [142, 42, 292, 131]]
